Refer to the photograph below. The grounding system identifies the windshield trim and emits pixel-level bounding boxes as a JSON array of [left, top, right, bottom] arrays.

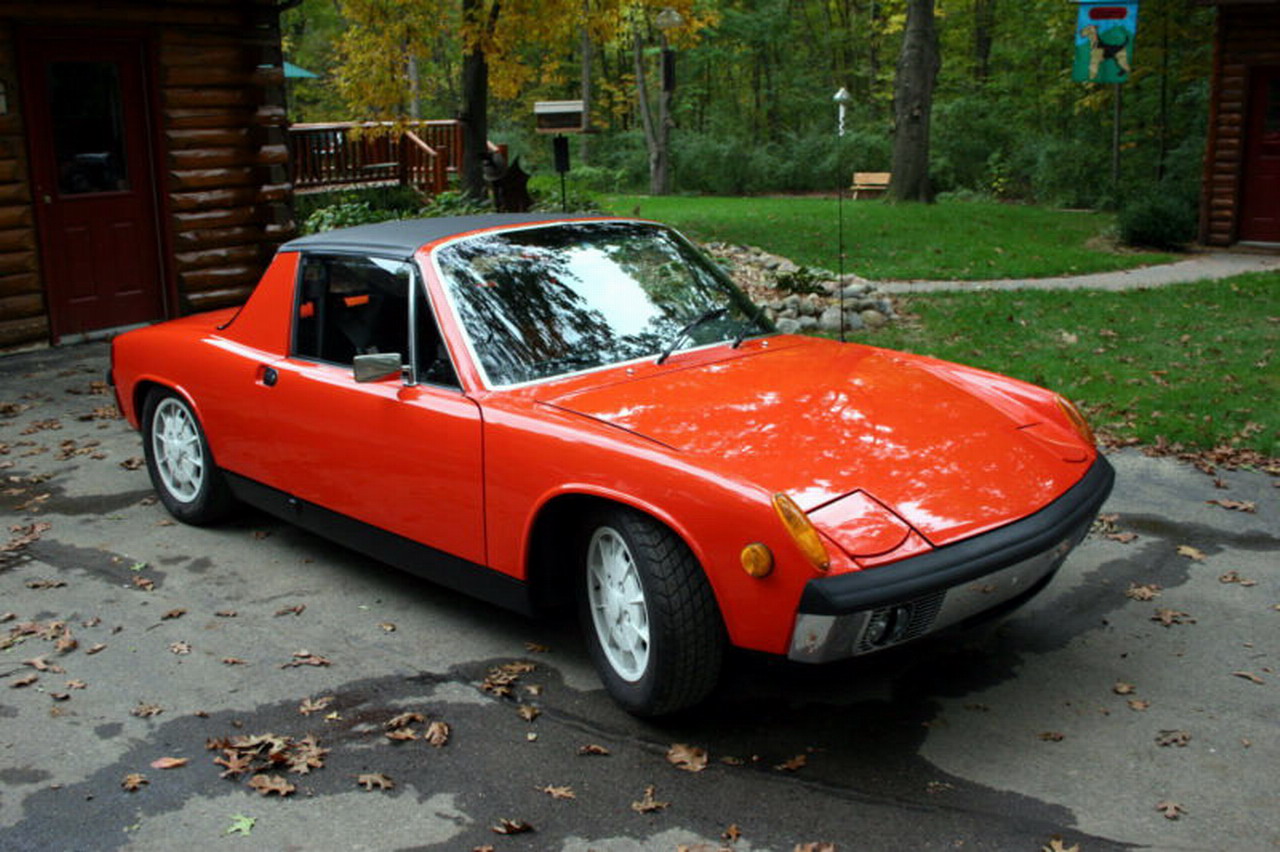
[[427, 218, 772, 392]]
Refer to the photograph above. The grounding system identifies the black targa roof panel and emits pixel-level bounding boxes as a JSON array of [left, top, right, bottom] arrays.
[[280, 214, 607, 258]]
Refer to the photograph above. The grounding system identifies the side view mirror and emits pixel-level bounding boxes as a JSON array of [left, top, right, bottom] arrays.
[[353, 352, 403, 383]]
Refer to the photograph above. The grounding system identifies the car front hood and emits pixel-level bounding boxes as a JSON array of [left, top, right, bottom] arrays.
[[541, 340, 1093, 547]]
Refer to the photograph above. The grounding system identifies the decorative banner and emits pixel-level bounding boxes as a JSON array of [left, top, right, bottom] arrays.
[[1072, 1, 1139, 84]]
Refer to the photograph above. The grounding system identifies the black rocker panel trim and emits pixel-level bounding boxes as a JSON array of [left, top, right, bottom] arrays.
[[799, 455, 1115, 615], [224, 472, 534, 616]]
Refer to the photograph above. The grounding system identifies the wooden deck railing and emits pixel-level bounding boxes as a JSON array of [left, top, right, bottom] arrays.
[[288, 121, 466, 195]]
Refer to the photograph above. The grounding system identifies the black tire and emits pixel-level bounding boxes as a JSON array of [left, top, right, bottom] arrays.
[[577, 505, 724, 716], [141, 389, 234, 525]]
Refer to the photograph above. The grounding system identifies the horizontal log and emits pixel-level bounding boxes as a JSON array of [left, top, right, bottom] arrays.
[[0, 249, 37, 275], [0, 228, 35, 252], [0, 205, 29, 230], [0, 182, 30, 204], [165, 107, 259, 131], [159, 44, 253, 68], [264, 222, 294, 241], [169, 145, 288, 170], [173, 206, 263, 230], [0, 115, 23, 138], [170, 187, 262, 211], [175, 243, 262, 270], [0, 271, 39, 298], [167, 128, 252, 148], [163, 64, 283, 88], [0, 313, 48, 349], [163, 87, 257, 109], [258, 183, 291, 203], [0, 160, 23, 183], [0, 3, 251, 26], [0, 291, 43, 319], [178, 264, 261, 293], [184, 285, 254, 312], [169, 167, 258, 191], [174, 225, 264, 250]]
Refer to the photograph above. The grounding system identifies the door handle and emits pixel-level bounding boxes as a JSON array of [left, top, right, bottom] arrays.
[[260, 366, 278, 387]]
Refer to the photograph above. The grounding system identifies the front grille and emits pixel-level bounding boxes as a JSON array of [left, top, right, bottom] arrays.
[[853, 589, 946, 655]]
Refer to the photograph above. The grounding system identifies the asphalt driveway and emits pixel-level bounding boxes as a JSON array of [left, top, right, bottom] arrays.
[[1, 342, 1276, 851]]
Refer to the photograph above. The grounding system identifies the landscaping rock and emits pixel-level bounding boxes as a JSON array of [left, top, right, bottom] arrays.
[[704, 241, 898, 334]]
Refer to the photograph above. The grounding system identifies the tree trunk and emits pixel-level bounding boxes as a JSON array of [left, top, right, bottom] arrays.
[[460, 0, 497, 202], [972, 0, 995, 82], [889, 0, 940, 202], [579, 10, 592, 165], [633, 30, 671, 196]]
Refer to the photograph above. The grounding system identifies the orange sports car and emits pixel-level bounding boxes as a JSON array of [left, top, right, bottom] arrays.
[[111, 215, 1114, 716]]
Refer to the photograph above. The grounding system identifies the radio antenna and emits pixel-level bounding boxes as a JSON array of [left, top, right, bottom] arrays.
[[832, 87, 851, 344]]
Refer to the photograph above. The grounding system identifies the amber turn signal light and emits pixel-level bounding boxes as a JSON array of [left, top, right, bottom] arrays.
[[771, 492, 830, 571], [740, 542, 774, 578], [1056, 394, 1096, 446]]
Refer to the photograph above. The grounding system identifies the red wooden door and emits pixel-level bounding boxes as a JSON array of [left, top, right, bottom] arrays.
[[20, 35, 166, 340], [1240, 67, 1280, 243]]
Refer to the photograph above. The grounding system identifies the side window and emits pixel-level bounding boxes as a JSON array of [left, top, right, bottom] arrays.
[[294, 254, 411, 364], [293, 253, 460, 388]]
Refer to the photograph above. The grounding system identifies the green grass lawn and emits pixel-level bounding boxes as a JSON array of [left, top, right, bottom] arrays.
[[599, 194, 1177, 281], [857, 273, 1280, 460]]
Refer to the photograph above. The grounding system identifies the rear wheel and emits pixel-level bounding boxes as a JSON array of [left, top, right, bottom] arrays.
[[578, 506, 724, 716], [142, 389, 233, 525]]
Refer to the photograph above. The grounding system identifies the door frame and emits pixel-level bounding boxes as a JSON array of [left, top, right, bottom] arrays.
[[1239, 64, 1280, 244], [17, 26, 176, 342]]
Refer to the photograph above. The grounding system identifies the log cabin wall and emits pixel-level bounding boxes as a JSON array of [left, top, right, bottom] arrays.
[[0, 0, 293, 349], [1201, 0, 1280, 246]]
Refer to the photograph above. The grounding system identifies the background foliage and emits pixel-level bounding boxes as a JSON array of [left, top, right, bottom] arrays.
[[284, 0, 1213, 212]]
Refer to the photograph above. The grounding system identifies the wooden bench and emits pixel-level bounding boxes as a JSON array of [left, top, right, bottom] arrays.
[[850, 171, 891, 199]]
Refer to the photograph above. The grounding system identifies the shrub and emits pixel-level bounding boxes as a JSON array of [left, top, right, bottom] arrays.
[[1118, 188, 1197, 250], [302, 201, 402, 234]]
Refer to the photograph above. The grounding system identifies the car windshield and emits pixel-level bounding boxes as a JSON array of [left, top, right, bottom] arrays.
[[433, 221, 772, 387]]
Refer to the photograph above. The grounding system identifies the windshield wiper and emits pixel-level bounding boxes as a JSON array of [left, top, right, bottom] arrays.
[[656, 307, 727, 365], [731, 310, 772, 349]]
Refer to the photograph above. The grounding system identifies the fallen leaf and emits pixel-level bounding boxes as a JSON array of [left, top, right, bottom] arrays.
[[1176, 544, 1206, 561], [525, 641, 550, 652], [540, 784, 575, 799], [286, 735, 328, 774], [423, 721, 450, 747], [775, 754, 808, 771], [793, 844, 837, 852], [274, 604, 305, 617], [215, 610, 238, 618], [25, 579, 66, 590], [1125, 583, 1162, 601], [1105, 531, 1138, 544], [66, 680, 86, 690], [723, 824, 742, 842], [631, 785, 669, 814], [378, 622, 396, 632], [1113, 681, 1136, 695], [1152, 608, 1195, 627], [24, 657, 63, 673], [667, 743, 709, 772], [1155, 800, 1186, 820], [120, 456, 145, 470], [247, 774, 295, 797], [1218, 570, 1257, 586], [578, 744, 610, 756], [491, 818, 534, 835], [161, 608, 187, 620], [1041, 838, 1079, 852], [121, 773, 148, 791], [132, 576, 154, 591], [387, 711, 426, 729], [280, 650, 330, 668], [1156, 730, 1191, 747], [1038, 731, 1066, 742], [299, 696, 334, 716], [1206, 498, 1256, 513], [385, 728, 418, 742], [169, 641, 191, 655], [357, 772, 395, 791], [132, 702, 163, 718], [1232, 671, 1265, 685], [225, 814, 255, 836], [150, 756, 189, 770], [518, 704, 541, 722], [221, 657, 249, 666], [1128, 699, 1151, 711], [214, 751, 255, 778], [85, 643, 106, 655]]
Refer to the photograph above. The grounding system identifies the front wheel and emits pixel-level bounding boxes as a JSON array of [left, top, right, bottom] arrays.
[[142, 389, 233, 525], [577, 506, 724, 717]]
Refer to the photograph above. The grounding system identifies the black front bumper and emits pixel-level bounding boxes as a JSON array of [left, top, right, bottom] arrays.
[[788, 455, 1115, 662]]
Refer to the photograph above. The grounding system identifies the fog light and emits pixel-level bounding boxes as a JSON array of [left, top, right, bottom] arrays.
[[864, 608, 893, 645], [740, 542, 774, 578]]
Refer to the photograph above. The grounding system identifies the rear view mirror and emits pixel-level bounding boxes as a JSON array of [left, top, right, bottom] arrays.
[[353, 353, 402, 383]]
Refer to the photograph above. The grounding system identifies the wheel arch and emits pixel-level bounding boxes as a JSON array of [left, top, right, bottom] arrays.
[[523, 489, 717, 617]]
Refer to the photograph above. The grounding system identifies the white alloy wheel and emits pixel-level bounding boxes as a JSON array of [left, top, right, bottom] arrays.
[[151, 397, 205, 503], [585, 525, 651, 682]]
